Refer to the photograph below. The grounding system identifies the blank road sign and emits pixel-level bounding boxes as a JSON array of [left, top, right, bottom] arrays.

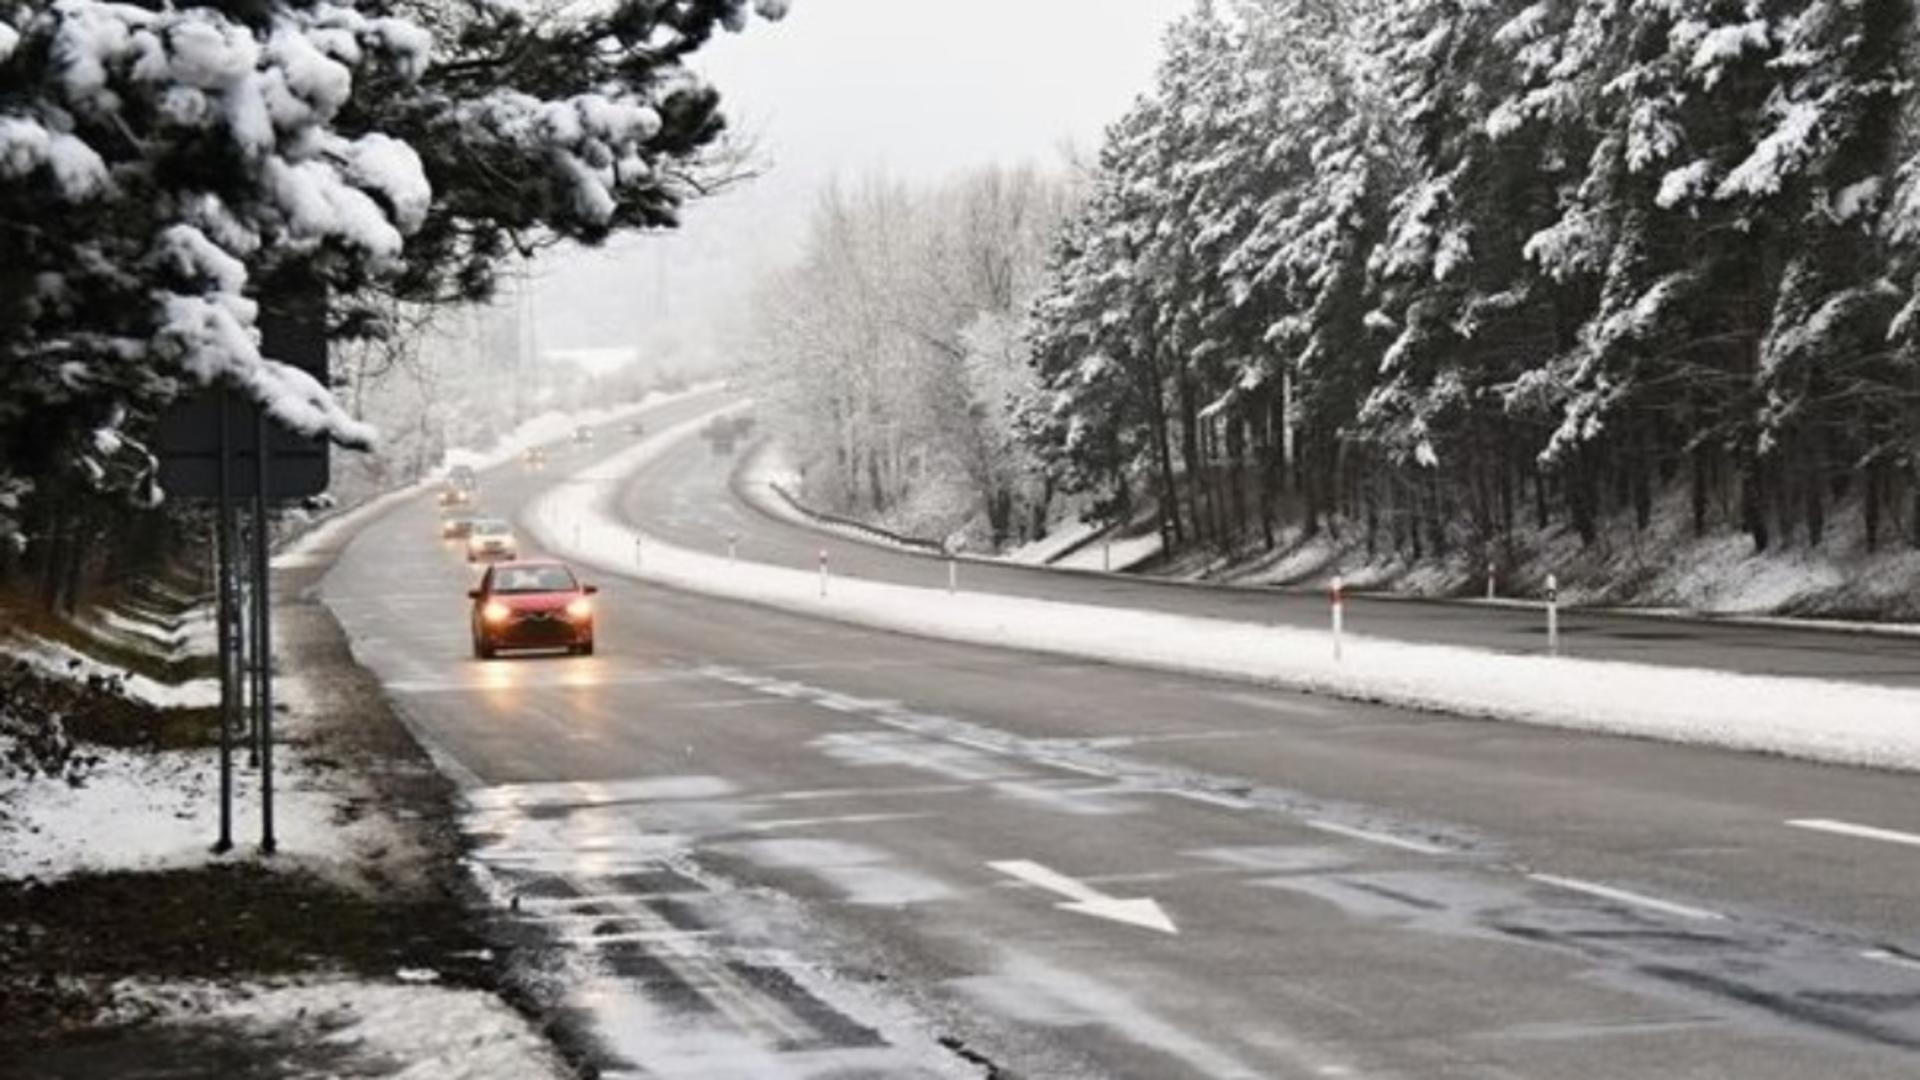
[[156, 287, 331, 500]]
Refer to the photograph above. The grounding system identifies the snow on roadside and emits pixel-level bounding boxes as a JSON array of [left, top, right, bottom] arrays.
[[111, 977, 569, 1080], [1050, 530, 1163, 572], [274, 381, 726, 569], [1006, 519, 1103, 565], [0, 742, 411, 884], [527, 408, 1920, 775], [89, 604, 212, 659], [4, 632, 219, 710]]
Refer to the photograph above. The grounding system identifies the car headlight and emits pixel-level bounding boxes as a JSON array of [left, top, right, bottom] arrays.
[[483, 601, 512, 624], [566, 597, 593, 621]]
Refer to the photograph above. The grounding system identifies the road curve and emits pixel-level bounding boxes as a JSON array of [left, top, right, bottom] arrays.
[[622, 421, 1920, 688], [313, 395, 1920, 1078]]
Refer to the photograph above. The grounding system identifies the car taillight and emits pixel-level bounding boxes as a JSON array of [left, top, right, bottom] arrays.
[[566, 597, 593, 621], [483, 601, 512, 624]]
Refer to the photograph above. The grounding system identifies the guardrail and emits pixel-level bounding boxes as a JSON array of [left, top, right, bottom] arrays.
[[763, 480, 949, 555]]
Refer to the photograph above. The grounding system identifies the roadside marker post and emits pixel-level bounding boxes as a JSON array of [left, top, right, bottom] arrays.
[[727, 532, 739, 562], [1331, 575, 1346, 663], [634, 535, 644, 570], [1103, 540, 1112, 572], [948, 556, 958, 594], [819, 549, 829, 598], [1546, 574, 1561, 656], [1486, 561, 1497, 601]]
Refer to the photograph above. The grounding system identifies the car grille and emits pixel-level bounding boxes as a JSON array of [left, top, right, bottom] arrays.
[[499, 612, 580, 645]]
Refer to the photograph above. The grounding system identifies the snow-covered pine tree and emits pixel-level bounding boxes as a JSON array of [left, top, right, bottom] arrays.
[[0, 0, 788, 548]]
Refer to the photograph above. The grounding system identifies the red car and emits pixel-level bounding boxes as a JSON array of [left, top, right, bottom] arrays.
[[469, 560, 598, 659]]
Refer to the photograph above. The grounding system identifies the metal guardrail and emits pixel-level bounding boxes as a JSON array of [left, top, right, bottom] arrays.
[[764, 480, 948, 555]]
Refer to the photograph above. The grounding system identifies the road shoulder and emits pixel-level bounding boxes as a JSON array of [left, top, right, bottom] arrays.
[[0, 508, 573, 1078]]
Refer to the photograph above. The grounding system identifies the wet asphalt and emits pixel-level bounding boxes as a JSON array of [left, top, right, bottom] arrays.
[[314, 392, 1920, 1079]]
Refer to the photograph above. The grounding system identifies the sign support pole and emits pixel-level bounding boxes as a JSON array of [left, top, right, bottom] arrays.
[[213, 388, 235, 854], [254, 408, 276, 855]]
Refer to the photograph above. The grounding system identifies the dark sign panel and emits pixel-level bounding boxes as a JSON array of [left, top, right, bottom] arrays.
[[156, 287, 331, 499]]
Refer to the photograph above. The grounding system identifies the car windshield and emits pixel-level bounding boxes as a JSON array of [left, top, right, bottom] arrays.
[[491, 565, 576, 594], [474, 521, 511, 536]]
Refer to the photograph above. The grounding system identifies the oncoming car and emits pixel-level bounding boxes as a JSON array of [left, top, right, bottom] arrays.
[[572, 425, 595, 445], [523, 447, 549, 470], [466, 518, 518, 562], [469, 561, 598, 659], [440, 511, 479, 541]]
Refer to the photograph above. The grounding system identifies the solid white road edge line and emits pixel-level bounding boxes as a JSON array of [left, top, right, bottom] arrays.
[[1788, 818, 1920, 849], [1527, 873, 1727, 922], [1303, 819, 1450, 856]]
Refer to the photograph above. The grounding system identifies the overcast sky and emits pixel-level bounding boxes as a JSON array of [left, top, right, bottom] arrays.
[[531, 0, 1188, 366]]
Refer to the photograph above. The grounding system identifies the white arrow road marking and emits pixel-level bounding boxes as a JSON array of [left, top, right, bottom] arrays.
[[989, 860, 1179, 935], [1789, 818, 1920, 849]]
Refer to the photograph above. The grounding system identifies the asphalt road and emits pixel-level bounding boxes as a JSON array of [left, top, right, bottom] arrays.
[[315, 395, 1920, 1078], [626, 427, 1920, 688]]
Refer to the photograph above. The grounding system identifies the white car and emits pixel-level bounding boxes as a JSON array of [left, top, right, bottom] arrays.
[[466, 519, 519, 562]]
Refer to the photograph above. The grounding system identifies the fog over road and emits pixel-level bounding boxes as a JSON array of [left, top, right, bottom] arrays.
[[317, 391, 1920, 1078]]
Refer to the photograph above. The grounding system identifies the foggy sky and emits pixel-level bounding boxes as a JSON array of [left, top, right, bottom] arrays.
[[529, 0, 1189, 368]]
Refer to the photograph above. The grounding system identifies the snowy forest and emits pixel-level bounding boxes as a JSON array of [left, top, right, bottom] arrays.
[[761, 0, 1920, 595]]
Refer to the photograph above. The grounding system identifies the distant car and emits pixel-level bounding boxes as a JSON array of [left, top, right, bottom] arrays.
[[465, 518, 518, 563], [625, 418, 646, 437], [437, 485, 474, 508], [448, 464, 478, 490], [441, 511, 479, 541], [523, 447, 548, 469], [572, 425, 595, 444], [469, 561, 597, 659]]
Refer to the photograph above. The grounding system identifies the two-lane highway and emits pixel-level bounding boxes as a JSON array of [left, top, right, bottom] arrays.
[[315, 398, 1920, 1077], [624, 426, 1920, 687]]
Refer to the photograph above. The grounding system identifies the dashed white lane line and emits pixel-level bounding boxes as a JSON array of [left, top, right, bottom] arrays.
[[1788, 818, 1920, 849], [1042, 758, 1114, 779], [1304, 819, 1450, 856], [741, 812, 934, 832], [1862, 949, 1920, 973], [1526, 874, 1727, 922], [1166, 789, 1256, 811]]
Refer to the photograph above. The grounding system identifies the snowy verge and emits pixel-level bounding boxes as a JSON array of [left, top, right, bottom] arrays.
[[112, 977, 568, 1080], [0, 743, 413, 884], [737, 437, 1163, 570], [734, 441, 944, 555], [274, 381, 727, 569], [4, 632, 219, 710], [528, 409, 1920, 774]]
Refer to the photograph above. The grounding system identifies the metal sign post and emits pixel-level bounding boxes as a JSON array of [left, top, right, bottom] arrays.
[[213, 388, 235, 854], [158, 281, 329, 857], [254, 408, 276, 854]]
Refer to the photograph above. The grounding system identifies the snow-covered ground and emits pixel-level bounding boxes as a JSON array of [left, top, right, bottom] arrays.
[[112, 978, 569, 1080], [0, 742, 418, 884], [525, 409, 1920, 774], [1210, 486, 1920, 624], [4, 631, 220, 710], [1006, 519, 1102, 565], [1050, 530, 1163, 572]]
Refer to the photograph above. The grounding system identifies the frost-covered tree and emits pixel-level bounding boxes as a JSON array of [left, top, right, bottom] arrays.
[[750, 166, 1068, 547], [1027, 0, 1920, 569], [0, 0, 789, 548]]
